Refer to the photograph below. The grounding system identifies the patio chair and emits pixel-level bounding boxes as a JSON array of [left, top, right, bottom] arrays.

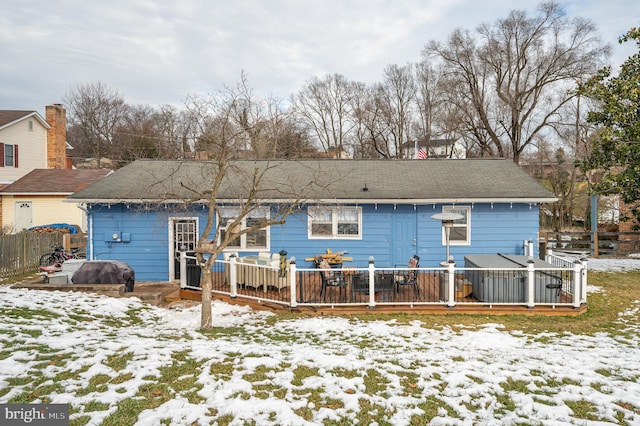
[[352, 272, 395, 302], [375, 272, 395, 302], [394, 255, 420, 298], [351, 273, 370, 300], [316, 257, 347, 302]]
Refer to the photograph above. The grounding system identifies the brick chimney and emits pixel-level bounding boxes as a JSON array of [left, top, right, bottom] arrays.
[[45, 104, 68, 169]]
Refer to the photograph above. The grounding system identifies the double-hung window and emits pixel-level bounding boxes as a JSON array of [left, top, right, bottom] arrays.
[[442, 206, 470, 245], [220, 207, 269, 250], [308, 207, 362, 239], [1, 143, 17, 168]]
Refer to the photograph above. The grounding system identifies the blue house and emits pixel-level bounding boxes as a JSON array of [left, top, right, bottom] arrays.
[[67, 159, 557, 282]]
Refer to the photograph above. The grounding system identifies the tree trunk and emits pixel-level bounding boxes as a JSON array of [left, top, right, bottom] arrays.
[[200, 270, 212, 329]]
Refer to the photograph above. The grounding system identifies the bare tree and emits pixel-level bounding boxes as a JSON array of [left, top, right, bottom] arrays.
[[261, 101, 315, 158], [109, 104, 161, 165], [414, 61, 472, 156], [292, 74, 358, 158], [351, 83, 388, 159], [413, 61, 440, 149], [425, 2, 610, 163], [181, 81, 339, 329], [155, 104, 198, 159], [64, 82, 128, 168], [373, 64, 416, 158], [177, 161, 324, 329], [236, 77, 313, 159]]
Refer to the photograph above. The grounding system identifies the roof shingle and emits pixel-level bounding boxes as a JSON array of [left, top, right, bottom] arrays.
[[0, 169, 112, 194], [67, 159, 556, 204]]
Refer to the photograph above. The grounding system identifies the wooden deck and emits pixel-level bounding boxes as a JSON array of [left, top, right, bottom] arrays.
[[12, 270, 586, 316], [190, 270, 586, 316], [180, 288, 586, 316]]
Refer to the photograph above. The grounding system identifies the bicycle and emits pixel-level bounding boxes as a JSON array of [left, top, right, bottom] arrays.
[[38, 244, 84, 267]]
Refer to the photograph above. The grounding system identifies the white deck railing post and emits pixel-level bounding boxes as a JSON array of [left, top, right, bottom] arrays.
[[179, 251, 187, 289], [289, 258, 297, 308], [580, 258, 588, 305], [573, 260, 582, 309], [527, 259, 535, 308], [524, 239, 534, 257], [229, 254, 238, 298], [447, 260, 456, 307], [368, 257, 376, 308]]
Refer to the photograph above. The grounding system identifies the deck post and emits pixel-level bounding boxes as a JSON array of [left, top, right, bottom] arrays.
[[289, 258, 297, 308], [229, 254, 238, 298], [179, 251, 187, 289], [368, 257, 376, 308], [580, 258, 588, 305], [527, 259, 535, 308], [573, 260, 583, 309], [446, 260, 456, 307]]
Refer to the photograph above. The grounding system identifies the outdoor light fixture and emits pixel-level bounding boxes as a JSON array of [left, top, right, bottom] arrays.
[[431, 212, 464, 262]]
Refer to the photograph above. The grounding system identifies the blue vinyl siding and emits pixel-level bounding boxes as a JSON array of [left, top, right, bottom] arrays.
[[86, 201, 541, 282], [270, 205, 394, 269], [88, 204, 208, 281]]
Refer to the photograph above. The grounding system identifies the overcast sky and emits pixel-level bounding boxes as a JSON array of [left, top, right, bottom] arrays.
[[1, 0, 637, 116]]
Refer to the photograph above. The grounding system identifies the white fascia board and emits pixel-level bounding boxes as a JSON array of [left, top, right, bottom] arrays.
[[0, 112, 50, 131], [66, 197, 558, 205], [2, 192, 72, 196]]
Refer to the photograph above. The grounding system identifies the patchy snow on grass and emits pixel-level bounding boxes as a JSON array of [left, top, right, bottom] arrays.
[[0, 258, 639, 424]]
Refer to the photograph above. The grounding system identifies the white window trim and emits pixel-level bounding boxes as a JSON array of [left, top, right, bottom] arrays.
[[220, 207, 271, 251], [308, 206, 362, 240], [441, 205, 471, 246]]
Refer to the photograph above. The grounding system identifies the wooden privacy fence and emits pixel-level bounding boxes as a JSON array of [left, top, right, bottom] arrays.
[[62, 232, 88, 255], [0, 231, 62, 278], [0, 232, 88, 279]]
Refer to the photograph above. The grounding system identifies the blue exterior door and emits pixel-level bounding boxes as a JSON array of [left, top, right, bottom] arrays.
[[392, 208, 417, 267]]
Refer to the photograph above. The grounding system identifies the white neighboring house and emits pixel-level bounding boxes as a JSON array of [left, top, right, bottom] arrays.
[[0, 169, 112, 232], [0, 104, 76, 233], [0, 110, 49, 186], [404, 139, 466, 159]]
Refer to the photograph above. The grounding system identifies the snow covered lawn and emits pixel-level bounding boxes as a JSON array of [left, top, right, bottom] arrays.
[[0, 258, 639, 425]]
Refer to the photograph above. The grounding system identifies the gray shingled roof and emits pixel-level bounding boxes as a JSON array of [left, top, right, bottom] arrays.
[[67, 159, 557, 204]]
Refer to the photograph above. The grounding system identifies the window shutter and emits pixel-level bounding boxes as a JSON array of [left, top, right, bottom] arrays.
[[14, 145, 18, 167], [0, 143, 4, 167]]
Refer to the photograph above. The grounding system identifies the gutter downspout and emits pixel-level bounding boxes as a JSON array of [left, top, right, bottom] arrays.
[[77, 204, 93, 260]]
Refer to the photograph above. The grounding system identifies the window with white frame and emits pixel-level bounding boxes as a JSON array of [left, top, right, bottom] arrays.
[[308, 206, 362, 239], [219, 207, 269, 250], [442, 206, 470, 245]]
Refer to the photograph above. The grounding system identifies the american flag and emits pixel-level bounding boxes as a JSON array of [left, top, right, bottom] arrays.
[[417, 148, 428, 159]]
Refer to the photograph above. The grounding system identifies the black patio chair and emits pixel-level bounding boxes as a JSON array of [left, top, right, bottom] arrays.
[[375, 272, 395, 302], [316, 257, 347, 302], [351, 272, 395, 302], [394, 255, 420, 299], [351, 273, 370, 300]]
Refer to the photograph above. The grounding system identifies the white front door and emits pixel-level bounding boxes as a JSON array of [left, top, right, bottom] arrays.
[[14, 201, 32, 232], [169, 218, 198, 280]]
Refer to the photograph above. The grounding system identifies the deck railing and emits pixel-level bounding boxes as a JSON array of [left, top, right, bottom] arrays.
[[180, 253, 588, 310]]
